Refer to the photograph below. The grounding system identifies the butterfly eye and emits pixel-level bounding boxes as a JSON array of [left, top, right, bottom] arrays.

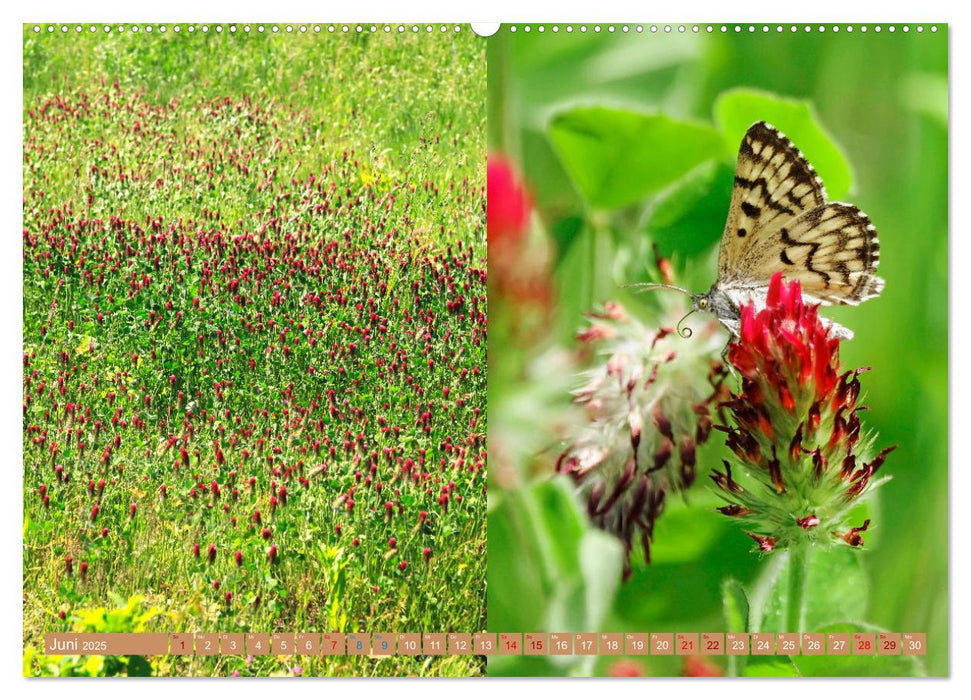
[[698, 298, 709, 310]]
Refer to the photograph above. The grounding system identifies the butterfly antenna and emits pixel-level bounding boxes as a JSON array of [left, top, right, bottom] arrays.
[[676, 308, 698, 339], [624, 282, 696, 297]]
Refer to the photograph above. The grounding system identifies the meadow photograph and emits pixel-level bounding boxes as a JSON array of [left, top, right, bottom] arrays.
[[22, 23, 486, 677]]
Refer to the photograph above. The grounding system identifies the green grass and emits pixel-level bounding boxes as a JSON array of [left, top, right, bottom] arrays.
[[23, 24, 486, 677]]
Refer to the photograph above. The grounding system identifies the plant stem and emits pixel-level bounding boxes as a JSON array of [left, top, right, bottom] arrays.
[[589, 212, 614, 309], [785, 541, 810, 633]]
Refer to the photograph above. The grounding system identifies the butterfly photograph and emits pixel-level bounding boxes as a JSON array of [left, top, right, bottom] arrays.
[[632, 120, 884, 341], [487, 25, 947, 678]]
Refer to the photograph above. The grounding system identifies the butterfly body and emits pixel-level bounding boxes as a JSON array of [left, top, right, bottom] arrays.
[[640, 121, 884, 342], [695, 285, 742, 329], [695, 282, 853, 340]]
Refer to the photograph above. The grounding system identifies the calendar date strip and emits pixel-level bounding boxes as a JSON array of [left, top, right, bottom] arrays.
[[43, 631, 927, 657]]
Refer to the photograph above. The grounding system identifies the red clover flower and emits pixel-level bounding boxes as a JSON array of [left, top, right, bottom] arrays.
[[558, 262, 728, 578], [712, 273, 893, 552]]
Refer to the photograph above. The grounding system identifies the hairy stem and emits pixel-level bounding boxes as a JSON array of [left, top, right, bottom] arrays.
[[785, 541, 810, 633]]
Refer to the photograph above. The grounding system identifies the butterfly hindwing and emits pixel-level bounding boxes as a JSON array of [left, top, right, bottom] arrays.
[[717, 121, 827, 283], [742, 201, 884, 306]]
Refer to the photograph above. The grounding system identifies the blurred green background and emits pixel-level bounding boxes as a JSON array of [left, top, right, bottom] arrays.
[[487, 25, 947, 676]]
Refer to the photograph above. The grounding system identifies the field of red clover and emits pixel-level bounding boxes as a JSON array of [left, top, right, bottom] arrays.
[[22, 27, 486, 677]]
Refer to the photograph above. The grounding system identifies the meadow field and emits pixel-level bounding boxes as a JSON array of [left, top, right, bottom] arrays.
[[22, 25, 486, 677]]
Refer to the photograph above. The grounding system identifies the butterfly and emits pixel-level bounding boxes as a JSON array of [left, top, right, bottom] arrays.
[[634, 121, 884, 340]]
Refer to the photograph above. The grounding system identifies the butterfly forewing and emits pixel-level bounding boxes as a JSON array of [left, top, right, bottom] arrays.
[[717, 121, 826, 283]]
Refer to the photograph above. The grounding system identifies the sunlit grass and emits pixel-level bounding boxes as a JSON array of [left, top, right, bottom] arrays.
[[23, 25, 486, 677]]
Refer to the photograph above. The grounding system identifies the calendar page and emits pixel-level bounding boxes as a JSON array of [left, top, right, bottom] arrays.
[[19, 18, 949, 681]]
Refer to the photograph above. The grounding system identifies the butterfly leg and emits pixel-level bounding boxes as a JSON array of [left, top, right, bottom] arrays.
[[716, 319, 741, 377], [718, 342, 742, 385]]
